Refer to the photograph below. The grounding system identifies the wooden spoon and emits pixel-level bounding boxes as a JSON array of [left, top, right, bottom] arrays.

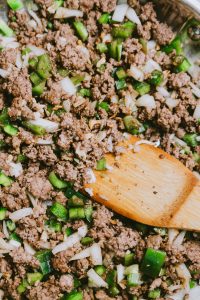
[[85, 135, 200, 231]]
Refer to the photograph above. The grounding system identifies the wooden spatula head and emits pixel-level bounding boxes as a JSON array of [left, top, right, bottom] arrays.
[[85, 136, 200, 231]]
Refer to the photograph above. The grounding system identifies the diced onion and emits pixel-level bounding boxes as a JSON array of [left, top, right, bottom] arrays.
[[85, 168, 96, 184], [9, 240, 21, 248], [112, 4, 128, 22], [87, 269, 108, 288], [193, 103, 200, 120], [52, 225, 87, 255], [28, 19, 37, 29], [166, 97, 179, 109], [136, 94, 156, 109], [8, 162, 23, 178], [171, 136, 187, 147], [143, 59, 162, 74], [168, 229, 179, 245], [70, 247, 91, 261], [157, 86, 170, 98], [125, 264, 139, 275], [28, 118, 59, 133], [0, 238, 15, 251], [0, 67, 11, 78], [60, 77, 77, 96], [102, 34, 112, 43], [129, 65, 144, 82], [24, 241, 36, 255], [36, 138, 53, 145], [47, 2, 60, 14], [27, 9, 42, 27], [27, 44, 46, 56], [117, 264, 125, 283], [2, 221, 9, 239], [55, 8, 83, 19], [176, 263, 191, 291], [0, 36, 19, 49], [173, 231, 186, 247], [90, 243, 102, 266], [147, 40, 156, 52], [166, 289, 186, 300], [41, 231, 48, 242], [9, 208, 33, 222], [189, 82, 200, 98], [15, 52, 23, 69], [189, 286, 200, 300], [63, 100, 71, 112], [126, 7, 141, 25]]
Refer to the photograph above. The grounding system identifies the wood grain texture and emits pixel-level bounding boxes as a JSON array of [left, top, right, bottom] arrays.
[[85, 135, 200, 231]]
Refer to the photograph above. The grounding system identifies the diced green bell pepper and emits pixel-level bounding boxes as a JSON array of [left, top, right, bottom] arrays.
[[141, 248, 166, 278]]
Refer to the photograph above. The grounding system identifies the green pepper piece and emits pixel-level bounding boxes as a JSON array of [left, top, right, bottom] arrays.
[[68, 195, 84, 207], [124, 253, 135, 266], [141, 248, 166, 278], [183, 133, 198, 147], [9, 232, 21, 242], [108, 40, 123, 61], [96, 43, 108, 54], [96, 157, 107, 171], [50, 202, 68, 221], [98, 13, 111, 24], [79, 88, 91, 98], [62, 291, 83, 300], [22, 47, 31, 56], [7, 0, 24, 10], [111, 21, 136, 39], [65, 227, 73, 236], [48, 171, 69, 189], [69, 207, 85, 220], [0, 172, 13, 187], [32, 81, 46, 96], [57, 67, 70, 77], [98, 102, 110, 112], [37, 54, 51, 79], [106, 270, 117, 287], [0, 207, 7, 220], [0, 19, 14, 37], [123, 116, 141, 135], [139, 38, 147, 54], [162, 36, 183, 55], [116, 67, 127, 80], [148, 289, 161, 299], [94, 265, 106, 276], [27, 272, 43, 285], [0, 108, 9, 125], [29, 56, 38, 69], [48, 220, 62, 232], [16, 154, 27, 163], [6, 219, 16, 231], [73, 21, 88, 42], [47, 21, 53, 29], [3, 124, 18, 136], [109, 286, 120, 296], [116, 79, 126, 90], [81, 236, 94, 245], [190, 279, 197, 289], [30, 72, 43, 86], [17, 279, 29, 294], [174, 57, 191, 73], [127, 273, 141, 287], [133, 81, 150, 96], [71, 74, 85, 86], [148, 70, 164, 86], [22, 121, 46, 135], [84, 205, 93, 222], [35, 250, 52, 275]]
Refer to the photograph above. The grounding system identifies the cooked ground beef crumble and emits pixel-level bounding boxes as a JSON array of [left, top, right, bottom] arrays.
[[0, 0, 200, 299]]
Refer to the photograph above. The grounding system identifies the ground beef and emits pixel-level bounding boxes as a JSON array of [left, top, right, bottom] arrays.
[[97, 0, 117, 13], [27, 171, 53, 200], [27, 276, 61, 300], [153, 22, 174, 45], [10, 246, 40, 268], [169, 72, 191, 88]]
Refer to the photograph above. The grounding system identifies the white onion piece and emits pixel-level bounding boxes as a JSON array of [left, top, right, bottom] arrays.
[[189, 286, 200, 300], [166, 289, 186, 300], [15, 52, 23, 69], [0, 238, 15, 251], [136, 94, 156, 109], [176, 263, 191, 291], [47, 2, 60, 14], [157, 86, 170, 98], [168, 229, 179, 244], [85, 168, 96, 184], [78, 225, 88, 238], [41, 231, 48, 242], [112, 4, 128, 22], [166, 97, 179, 109], [147, 40, 156, 52], [102, 34, 112, 43], [27, 9, 42, 27], [0, 36, 19, 49], [143, 59, 162, 74], [129, 65, 144, 82], [189, 82, 200, 98], [172, 136, 187, 147], [126, 7, 141, 25], [87, 269, 108, 288], [84, 188, 93, 197], [193, 103, 200, 120], [24, 241, 36, 255], [90, 243, 102, 266], [63, 100, 71, 112], [60, 77, 77, 96], [173, 231, 186, 247], [2, 221, 9, 239], [27, 44, 46, 56], [117, 264, 125, 283], [36, 138, 53, 145], [28, 19, 37, 29], [55, 8, 83, 19], [0, 68, 11, 78], [8, 162, 23, 178], [9, 208, 33, 222], [52, 225, 87, 255], [70, 247, 91, 261], [9, 240, 21, 248], [28, 118, 59, 133]]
